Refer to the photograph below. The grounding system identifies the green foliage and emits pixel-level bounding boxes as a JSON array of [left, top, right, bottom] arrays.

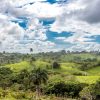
[[0, 67, 12, 75], [44, 81, 87, 98], [87, 66, 100, 75], [6, 61, 31, 72], [92, 79, 100, 96], [79, 86, 95, 100], [10, 91, 27, 99], [30, 68, 48, 86], [72, 71, 88, 76], [0, 67, 13, 89], [80, 79, 100, 100], [52, 61, 60, 69], [0, 52, 100, 99], [76, 76, 100, 84]]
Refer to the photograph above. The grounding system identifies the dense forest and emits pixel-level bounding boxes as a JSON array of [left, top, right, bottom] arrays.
[[0, 50, 100, 100]]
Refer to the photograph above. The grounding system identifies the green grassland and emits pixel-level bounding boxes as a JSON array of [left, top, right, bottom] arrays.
[[87, 66, 100, 75], [5, 59, 100, 85], [6, 61, 31, 72], [76, 76, 100, 84], [6, 60, 50, 72], [60, 53, 99, 62], [0, 52, 100, 99]]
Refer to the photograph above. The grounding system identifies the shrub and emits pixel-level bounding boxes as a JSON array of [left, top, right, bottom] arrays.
[[52, 62, 60, 69], [79, 86, 95, 100], [44, 81, 87, 98], [72, 71, 88, 76], [11, 91, 26, 99], [80, 79, 100, 100]]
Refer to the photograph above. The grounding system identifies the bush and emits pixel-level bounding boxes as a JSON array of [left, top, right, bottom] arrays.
[[0, 67, 13, 89], [93, 79, 100, 96], [11, 83, 25, 91], [72, 71, 88, 76], [79, 86, 95, 100], [80, 79, 100, 100], [52, 62, 60, 69], [92, 79, 100, 100], [11, 91, 26, 99], [0, 67, 13, 75], [44, 81, 87, 98]]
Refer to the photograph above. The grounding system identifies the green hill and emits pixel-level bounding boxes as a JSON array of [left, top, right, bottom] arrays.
[[5, 60, 100, 85], [87, 66, 100, 75]]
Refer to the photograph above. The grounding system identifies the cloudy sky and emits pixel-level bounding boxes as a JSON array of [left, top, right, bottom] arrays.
[[0, 0, 100, 53]]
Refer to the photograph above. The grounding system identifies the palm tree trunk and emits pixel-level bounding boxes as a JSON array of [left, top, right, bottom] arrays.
[[36, 85, 40, 100]]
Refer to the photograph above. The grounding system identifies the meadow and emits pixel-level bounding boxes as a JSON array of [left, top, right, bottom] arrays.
[[0, 51, 100, 100]]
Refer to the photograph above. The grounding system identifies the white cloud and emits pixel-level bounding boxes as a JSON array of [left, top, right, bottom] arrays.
[[76, 0, 100, 23], [24, 2, 62, 18], [0, 0, 56, 53], [25, 18, 47, 41], [0, 0, 100, 52], [0, 18, 24, 41], [50, 0, 100, 51], [3, 0, 47, 7], [67, 42, 100, 52]]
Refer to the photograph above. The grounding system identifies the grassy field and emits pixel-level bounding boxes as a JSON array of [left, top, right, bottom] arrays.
[[76, 76, 100, 84], [0, 52, 100, 100], [6, 61, 32, 72], [61, 53, 99, 62], [5, 60, 100, 85], [6, 60, 50, 72], [87, 66, 100, 75]]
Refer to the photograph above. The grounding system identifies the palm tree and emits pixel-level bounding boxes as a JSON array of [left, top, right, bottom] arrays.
[[30, 48, 33, 53], [30, 56, 36, 66], [30, 68, 48, 100]]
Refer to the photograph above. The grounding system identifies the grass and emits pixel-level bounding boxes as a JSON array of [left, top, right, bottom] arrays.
[[60, 63, 87, 75], [87, 66, 100, 75], [1, 53, 100, 100], [76, 76, 100, 84], [6, 61, 31, 72], [34, 60, 50, 69], [5, 60, 100, 84], [5, 60, 50, 72], [61, 53, 98, 62]]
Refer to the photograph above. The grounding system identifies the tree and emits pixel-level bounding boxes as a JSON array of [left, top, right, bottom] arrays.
[[60, 50, 66, 55], [92, 79, 100, 100], [79, 86, 94, 100], [30, 57, 36, 65], [0, 67, 13, 89], [30, 68, 48, 100], [45, 81, 86, 98], [79, 79, 100, 100], [15, 69, 30, 91], [30, 48, 33, 53], [52, 61, 60, 69], [0, 67, 13, 75]]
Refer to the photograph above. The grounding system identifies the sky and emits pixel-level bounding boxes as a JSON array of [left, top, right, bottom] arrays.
[[0, 0, 100, 53]]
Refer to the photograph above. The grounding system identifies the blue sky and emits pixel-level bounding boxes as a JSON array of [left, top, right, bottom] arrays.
[[0, 0, 100, 53]]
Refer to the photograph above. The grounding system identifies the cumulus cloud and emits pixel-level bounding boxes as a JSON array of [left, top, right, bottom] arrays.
[[3, 0, 47, 6], [0, 0, 100, 52], [76, 0, 100, 23], [50, 0, 100, 51], [65, 0, 100, 23], [24, 2, 62, 18], [0, 0, 57, 53]]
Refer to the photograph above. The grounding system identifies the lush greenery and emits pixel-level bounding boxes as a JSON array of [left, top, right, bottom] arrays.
[[0, 51, 100, 100]]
